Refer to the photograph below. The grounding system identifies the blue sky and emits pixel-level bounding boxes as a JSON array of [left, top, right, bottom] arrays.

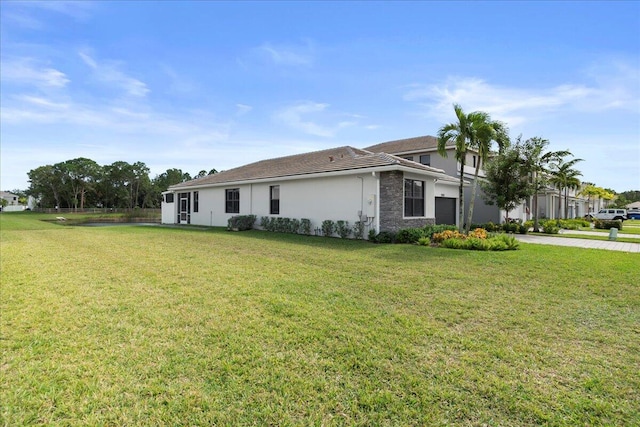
[[1, 1, 639, 193]]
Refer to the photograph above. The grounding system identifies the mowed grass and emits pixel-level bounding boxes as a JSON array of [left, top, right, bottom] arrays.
[[1, 213, 639, 426], [579, 219, 640, 237]]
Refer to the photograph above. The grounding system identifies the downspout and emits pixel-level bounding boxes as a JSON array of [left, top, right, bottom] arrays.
[[357, 176, 364, 218], [373, 171, 380, 234], [250, 183, 253, 215]]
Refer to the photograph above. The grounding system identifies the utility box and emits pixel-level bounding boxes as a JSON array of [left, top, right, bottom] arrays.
[[366, 194, 376, 218], [608, 227, 618, 241]]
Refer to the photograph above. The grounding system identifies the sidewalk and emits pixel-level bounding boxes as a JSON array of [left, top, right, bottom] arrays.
[[558, 229, 640, 239], [514, 231, 640, 253]]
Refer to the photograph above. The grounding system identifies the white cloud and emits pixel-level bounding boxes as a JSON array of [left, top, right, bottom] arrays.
[[404, 77, 594, 126], [8, 1, 95, 21], [236, 104, 253, 115], [254, 41, 314, 67], [405, 59, 640, 126], [1, 58, 69, 88], [273, 101, 334, 137], [15, 95, 69, 109], [79, 51, 150, 97]]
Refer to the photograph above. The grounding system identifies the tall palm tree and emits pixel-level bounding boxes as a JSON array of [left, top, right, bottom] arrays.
[[549, 157, 583, 219], [437, 104, 488, 233], [521, 137, 571, 231], [466, 119, 509, 233]]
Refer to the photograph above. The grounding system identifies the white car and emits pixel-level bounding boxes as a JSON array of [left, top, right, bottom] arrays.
[[589, 209, 628, 221]]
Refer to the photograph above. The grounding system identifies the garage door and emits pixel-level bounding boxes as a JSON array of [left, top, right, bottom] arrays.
[[435, 197, 456, 225]]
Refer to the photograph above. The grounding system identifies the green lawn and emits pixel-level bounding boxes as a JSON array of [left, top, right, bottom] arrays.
[[2, 212, 639, 426], [579, 219, 640, 236]]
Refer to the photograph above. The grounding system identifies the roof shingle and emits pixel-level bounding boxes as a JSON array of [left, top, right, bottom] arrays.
[[169, 144, 456, 190], [364, 135, 452, 154]]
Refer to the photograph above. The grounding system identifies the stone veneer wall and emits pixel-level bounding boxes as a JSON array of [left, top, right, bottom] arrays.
[[379, 171, 435, 232]]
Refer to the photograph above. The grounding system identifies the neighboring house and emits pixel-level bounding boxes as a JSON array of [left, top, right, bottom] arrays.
[[536, 182, 605, 220], [365, 135, 609, 222], [364, 136, 515, 224], [0, 191, 27, 212], [161, 146, 460, 235], [1, 191, 19, 206], [626, 201, 640, 210]]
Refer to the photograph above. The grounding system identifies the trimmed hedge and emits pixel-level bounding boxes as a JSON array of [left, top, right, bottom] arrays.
[[594, 219, 623, 230], [228, 215, 257, 231]]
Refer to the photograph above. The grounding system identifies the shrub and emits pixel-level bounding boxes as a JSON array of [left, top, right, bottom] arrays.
[[373, 231, 396, 244], [469, 228, 488, 239], [368, 228, 377, 242], [423, 224, 457, 239], [541, 220, 560, 234], [227, 215, 256, 231], [594, 219, 622, 230], [417, 237, 430, 246], [518, 224, 528, 234], [502, 222, 519, 233], [493, 234, 519, 250], [438, 233, 519, 251], [321, 220, 335, 237], [396, 227, 426, 244], [441, 238, 467, 249], [489, 239, 508, 251], [335, 220, 351, 239], [353, 221, 366, 240], [260, 216, 269, 229], [290, 218, 301, 234], [432, 230, 466, 243], [472, 222, 500, 232], [300, 219, 312, 235]]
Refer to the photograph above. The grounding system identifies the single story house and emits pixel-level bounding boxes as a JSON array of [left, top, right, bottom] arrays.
[[161, 145, 461, 235]]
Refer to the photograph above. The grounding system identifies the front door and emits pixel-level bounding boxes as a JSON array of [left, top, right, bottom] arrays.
[[178, 192, 190, 224]]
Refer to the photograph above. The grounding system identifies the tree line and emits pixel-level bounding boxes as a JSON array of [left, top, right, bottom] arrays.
[[25, 158, 217, 210]]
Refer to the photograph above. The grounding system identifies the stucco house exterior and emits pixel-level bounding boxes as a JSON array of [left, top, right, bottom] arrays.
[[365, 135, 607, 222], [1, 191, 19, 206], [364, 136, 520, 224], [161, 145, 460, 235]]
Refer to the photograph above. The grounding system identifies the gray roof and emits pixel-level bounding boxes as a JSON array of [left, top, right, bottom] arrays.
[[169, 145, 456, 190], [365, 135, 453, 155]]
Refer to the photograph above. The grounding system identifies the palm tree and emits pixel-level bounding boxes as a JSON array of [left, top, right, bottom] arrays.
[[520, 137, 571, 231], [578, 183, 599, 216], [437, 104, 492, 233], [466, 119, 509, 233], [549, 157, 583, 219]]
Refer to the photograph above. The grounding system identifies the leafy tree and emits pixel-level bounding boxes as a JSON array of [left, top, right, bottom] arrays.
[[62, 158, 101, 211], [27, 164, 65, 208], [152, 168, 189, 192], [481, 140, 536, 218], [579, 184, 601, 214], [129, 162, 151, 208], [100, 161, 132, 208], [437, 104, 491, 233]]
